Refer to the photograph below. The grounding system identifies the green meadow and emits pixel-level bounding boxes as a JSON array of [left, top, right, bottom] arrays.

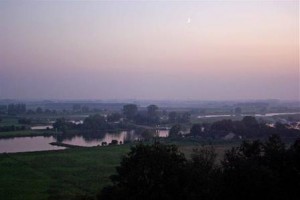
[[0, 145, 130, 200], [0, 141, 237, 200]]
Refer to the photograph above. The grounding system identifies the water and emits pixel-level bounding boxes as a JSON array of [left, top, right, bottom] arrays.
[[31, 125, 53, 130], [197, 112, 300, 119], [254, 112, 300, 117], [30, 120, 82, 130], [61, 131, 136, 147], [0, 130, 169, 153], [0, 136, 65, 153]]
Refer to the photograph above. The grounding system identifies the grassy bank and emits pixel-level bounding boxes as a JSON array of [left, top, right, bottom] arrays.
[[0, 145, 130, 200], [0, 130, 58, 138], [0, 140, 239, 200]]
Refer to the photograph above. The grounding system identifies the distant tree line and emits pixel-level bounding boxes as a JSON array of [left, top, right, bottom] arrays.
[[53, 114, 130, 133], [174, 116, 300, 140], [98, 135, 300, 200], [0, 125, 28, 132], [0, 104, 27, 115], [122, 104, 190, 125]]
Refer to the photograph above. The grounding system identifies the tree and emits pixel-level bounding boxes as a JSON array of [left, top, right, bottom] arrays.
[[72, 104, 81, 111], [168, 112, 190, 124], [234, 107, 242, 116], [53, 118, 69, 132], [220, 135, 300, 200], [107, 113, 122, 123], [122, 104, 138, 120], [36, 107, 43, 114], [186, 146, 219, 199], [169, 124, 182, 138], [26, 109, 35, 114], [211, 119, 234, 132], [190, 124, 202, 137], [81, 105, 90, 113], [98, 135, 300, 200], [242, 116, 259, 129], [140, 129, 155, 141], [147, 105, 158, 117], [180, 112, 191, 123], [168, 112, 177, 123], [83, 114, 107, 130], [18, 118, 31, 125], [0, 105, 7, 114], [263, 134, 286, 171], [7, 103, 26, 115], [145, 104, 159, 124], [99, 143, 187, 200]]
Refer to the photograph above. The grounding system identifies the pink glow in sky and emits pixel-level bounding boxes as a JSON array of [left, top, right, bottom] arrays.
[[0, 1, 299, 100]]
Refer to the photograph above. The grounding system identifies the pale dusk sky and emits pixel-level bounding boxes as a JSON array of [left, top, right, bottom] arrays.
[[0, 0, 299, 100]]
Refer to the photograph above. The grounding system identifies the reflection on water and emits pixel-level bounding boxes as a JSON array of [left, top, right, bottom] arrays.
[[197, 112, 300, 119], [0, 136, 65, 153], [31, 125, 53, 130], [57, 130, 169, 147], [0, 130, 169, 153]]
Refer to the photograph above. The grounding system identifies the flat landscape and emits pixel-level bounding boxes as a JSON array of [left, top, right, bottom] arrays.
[[0, 1, 299, 199], [0, 140, 238, 200], [0, 145, 130, 200]]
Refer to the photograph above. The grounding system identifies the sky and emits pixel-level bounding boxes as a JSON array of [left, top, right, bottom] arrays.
[[0, 0, 299, 101]]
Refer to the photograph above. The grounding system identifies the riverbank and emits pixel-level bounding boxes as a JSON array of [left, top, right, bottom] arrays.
[[0, 145, 131, 200], [0, 130, 59, 139], [49, 142, 87, 148], [0, 140, 238, 200], [0, 128, 130, 139]]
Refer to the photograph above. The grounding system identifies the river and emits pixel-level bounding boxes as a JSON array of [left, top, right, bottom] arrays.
[[0, 130, 169, 153], [197, 112, 300, 118]]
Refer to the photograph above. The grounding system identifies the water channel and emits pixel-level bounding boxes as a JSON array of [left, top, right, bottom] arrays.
[[0, 130, 169, 153]]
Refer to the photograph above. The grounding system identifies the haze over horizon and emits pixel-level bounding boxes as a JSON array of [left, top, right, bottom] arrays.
[[0, 1, 299, 101]]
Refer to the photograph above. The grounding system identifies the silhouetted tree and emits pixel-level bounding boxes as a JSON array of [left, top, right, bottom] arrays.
[[18, 118, 31, 125], [186, 146, 220, 200], [81, 105, 90, 113], [242, 116, 259, 129], [53, 118, 71, 132], [179, 112, 191, 123], [190, 124, 202, 137], [122, 104, 138, 120], [169, 124, 182, 138], [147, 105, 158, 117], [99, 142, 187, 200], [234, 107, 242, 116], [83, 114, 107, 130], [98, 135, 300, 200], [0, 105, 7, 114], [72, 104, 81, 111], [146, 105, 159, 124], [168, 112, 177, 123], [36, 107, 43, 114], [168, 111, 190, 124], [211, 119, 234, 132], [7, 103, 26, 115], [107, 113, 122, 123]]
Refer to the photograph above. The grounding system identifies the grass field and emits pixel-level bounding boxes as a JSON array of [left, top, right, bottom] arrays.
[[0, 130, 58, 138], [0, 117, 19, 126], [0, 130, 39, 138], [0, 145, 130, 200], [0, 141, 238, 200]]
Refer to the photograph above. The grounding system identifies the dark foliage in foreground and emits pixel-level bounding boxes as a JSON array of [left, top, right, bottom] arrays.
[[98, 135, 300, 200]]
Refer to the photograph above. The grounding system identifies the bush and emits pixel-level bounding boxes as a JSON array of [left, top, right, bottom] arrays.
[[98, 135, 300, 200]]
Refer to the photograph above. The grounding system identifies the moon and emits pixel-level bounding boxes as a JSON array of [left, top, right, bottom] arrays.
[[187, 17, 191, 24]]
